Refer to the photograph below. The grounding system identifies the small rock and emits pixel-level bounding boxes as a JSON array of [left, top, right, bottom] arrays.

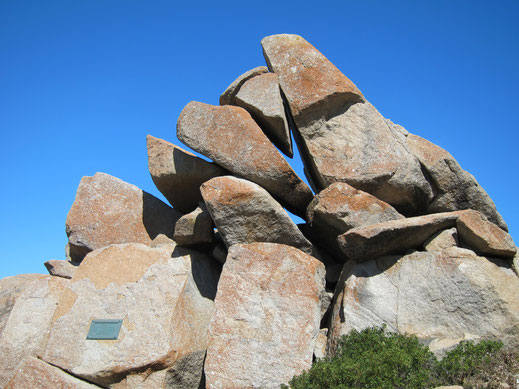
[[147, 135, 226, 213], [44, 259, 78, 279], [219, 66, 268, 106], [424, 227, 458, 252], [173, 204, 214, 246], [150, 233, 176, 247], [313, 329, 328, 360]]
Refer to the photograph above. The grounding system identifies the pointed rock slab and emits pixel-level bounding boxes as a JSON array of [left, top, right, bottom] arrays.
[[307, 182, 404, 259], [406, 133, 507, 230], [261, 34, 363, 120], [5, 357, 100, 389], [205, 243, 326, 389], [42, 243, 220, 388], [66, 172, 181, 263], [219, 66, 268, 106], [0, 276, 68, 387], [233, 72, 293, 157], [44, 259, 78, 279], [0, 273, 46, 337], [147, 135, 226, 213], [201, 176, 315, 255], [328, 250, 519, 353], [177, 102, 313, 217]]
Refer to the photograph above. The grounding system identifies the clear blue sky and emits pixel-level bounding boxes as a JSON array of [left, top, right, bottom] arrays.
[[1, 1, 518, 279]]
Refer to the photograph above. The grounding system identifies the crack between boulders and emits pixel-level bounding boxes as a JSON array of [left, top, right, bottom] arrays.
[[36, 357, 106, 388]]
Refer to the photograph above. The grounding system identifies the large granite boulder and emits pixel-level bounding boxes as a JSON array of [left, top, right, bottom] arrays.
[[328, 249, 519, 353], [42, 243, 220, 388], [66, 172, 181, 262], [147, 134, 226, 213], [0, 276, 68, 386], [177, 102, 313, 217], [201, 176, 314, 255], [204, 243, 325, 388]]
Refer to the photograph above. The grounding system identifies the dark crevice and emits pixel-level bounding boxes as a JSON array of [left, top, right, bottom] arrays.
[[37, 357, 106, 388]]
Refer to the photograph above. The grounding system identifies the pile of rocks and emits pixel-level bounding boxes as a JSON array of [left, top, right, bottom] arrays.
[[0, 34, 517, 389]]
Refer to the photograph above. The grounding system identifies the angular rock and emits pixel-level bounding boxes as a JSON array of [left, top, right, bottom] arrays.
[[66, 172, 181, 262], [406, 133, 508, 230], [150, 233, 176, 248], [313, 329, 328, 360], [201, 176, 314, 255], [261, 34, 363, 120], [205, 243, 325, 388], [234, 72, 293, 157], [147, 135, 226, 213], [173, 204, 214, 246], [307, 182, 404, 258], [0, 276, 68, 386], [219, 66, 268, 106], [42, 243, 220, 388], [5, 357, 100, 389], [424, 227, 458, 252], [177, 102, 313, 216], [328, 250, 519, 353], [0, 273, 46, 337], [44, 259, 78, 279], [456, 210, 516, 258]]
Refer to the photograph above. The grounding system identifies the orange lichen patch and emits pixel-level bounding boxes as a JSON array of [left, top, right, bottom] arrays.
[[51, 289, 78, 323]]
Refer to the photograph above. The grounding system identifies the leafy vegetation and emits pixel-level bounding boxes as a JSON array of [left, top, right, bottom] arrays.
[[284, 327, 519, 389]]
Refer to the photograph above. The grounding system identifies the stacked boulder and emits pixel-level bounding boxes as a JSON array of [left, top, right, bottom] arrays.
[[0, 34, 517, 389]]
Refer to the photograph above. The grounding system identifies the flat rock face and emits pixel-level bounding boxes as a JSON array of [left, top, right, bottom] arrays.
[[219, 66, 268, 106], [44, 259, 78, 279], [177, 102, 313, 217], [406, 133, 507, 230], [66, 172, 181, 262], [261, 34, 363, 120], [0, 276, 68, 387], [0, 273, 46, 337], [201, 176, 314, 255], [42, 243, 220, 388], [328, 250, 519, 352], [234, 72, 292, 157], [5, 357, 100, 389], [147, 135, 226, 213], [205, 243, 325, 389], [307, 182, 403, 258]]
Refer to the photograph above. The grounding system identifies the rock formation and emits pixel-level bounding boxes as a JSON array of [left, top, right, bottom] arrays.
[[1, 34, 516, 388]]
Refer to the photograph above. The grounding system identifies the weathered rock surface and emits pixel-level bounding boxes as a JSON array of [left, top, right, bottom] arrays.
[[177, 102, 313, 217], [205, 243, 325, 389], [406, 133, 507, 230], [261, 34, 363, 120], [201, 176, 314, 255], [307, 182, 404, 258], [234, 72, 292, 157], [424, 227, 458, 252], [0, 273, 46, 337], [147, 135, 226, 213], [44, 259, 78, 279], [66, 172, 181, 262], [219, 66, 268, 106], [5, 357, 101, 389], [173, 204, 214, 246], [0, 276, 68, 386], [328, 249, 519, 353], [456, 210, 516, 258], [42, 243, 220, 388]]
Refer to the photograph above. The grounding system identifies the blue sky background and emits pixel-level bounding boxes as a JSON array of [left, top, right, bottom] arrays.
[[1, 0, 517, 279]]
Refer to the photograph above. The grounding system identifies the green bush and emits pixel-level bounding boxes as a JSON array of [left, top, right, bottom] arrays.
[[284, 327, 519, 389]]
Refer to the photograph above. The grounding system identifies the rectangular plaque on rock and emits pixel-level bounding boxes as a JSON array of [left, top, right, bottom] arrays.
[[86, 319, 123, 340]]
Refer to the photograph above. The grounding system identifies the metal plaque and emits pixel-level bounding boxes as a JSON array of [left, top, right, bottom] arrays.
[[86, 319, 123, 340]]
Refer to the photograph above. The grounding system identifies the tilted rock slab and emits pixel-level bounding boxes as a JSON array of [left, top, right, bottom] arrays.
[[262, 35, 433, 214], [42, 243, 220, 388], [406, 133, 507, 230], [0, 276, 68, 386], [44, 259, 78, 279], [328, 249, 519, 353], [66, 172, 181, 262], [307, 182, 404, 259], [233, 72, 292, 157], [147, 135, 226, 213], [205, 243, 325, 388], [219, 66, 268, 106], [177, 102, 313, 217], [338, 210, 516, 262], [200, 176, 314, 255], [5, 357, 100, 389], [0, 273, 46, 337]]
